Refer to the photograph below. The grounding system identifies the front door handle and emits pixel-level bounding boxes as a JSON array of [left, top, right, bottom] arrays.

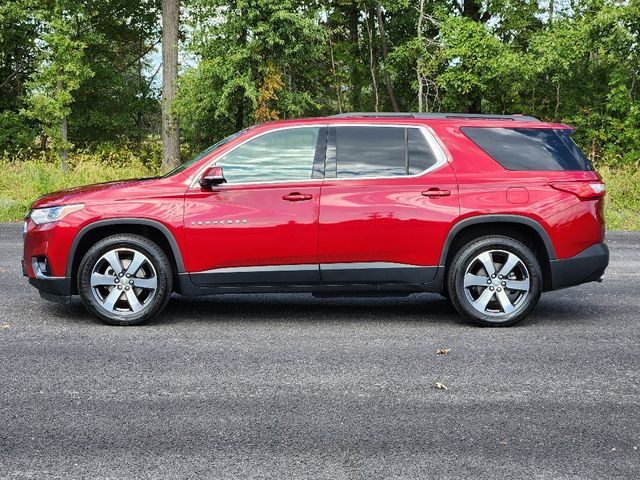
[[422, 188, 451, 198], [282, 192, 313, 202]]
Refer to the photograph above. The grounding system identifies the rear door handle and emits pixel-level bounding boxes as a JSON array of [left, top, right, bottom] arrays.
[[282, 192, 313, 202], [422, 188, 451, 198]]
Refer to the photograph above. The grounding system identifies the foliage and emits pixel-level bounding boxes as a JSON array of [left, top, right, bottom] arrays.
[[1, 0, 640, 227], [0, 148, 160, 221]]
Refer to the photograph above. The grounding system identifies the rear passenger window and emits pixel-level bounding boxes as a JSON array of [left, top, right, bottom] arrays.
[[408, 128, 439, 174], [334, 126, 439, 178], [461, 127, 592, 171]]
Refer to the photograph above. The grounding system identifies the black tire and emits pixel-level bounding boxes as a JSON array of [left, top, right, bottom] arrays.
[[77, 234, 173, 326], [447, 235, 542, 327]]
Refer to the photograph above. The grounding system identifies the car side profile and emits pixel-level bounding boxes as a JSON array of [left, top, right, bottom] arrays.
[[23, 113, 609, 326]]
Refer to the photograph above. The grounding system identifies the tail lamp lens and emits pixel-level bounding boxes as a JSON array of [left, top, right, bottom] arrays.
[[549, 182, 606, 200]]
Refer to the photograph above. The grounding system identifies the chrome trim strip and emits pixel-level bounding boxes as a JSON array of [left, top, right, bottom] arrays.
[[195, 262, 427, 275], [196, 264, 319, 275], [320, 262, 423, 270]]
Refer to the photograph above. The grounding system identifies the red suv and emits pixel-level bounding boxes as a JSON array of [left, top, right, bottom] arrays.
[[23, 113, 608, 326]]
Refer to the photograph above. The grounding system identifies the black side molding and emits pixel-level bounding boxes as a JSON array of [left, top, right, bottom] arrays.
[[549, 243, 609, 291], [439, 215, 557, 266], [66, 218, 185, 277]]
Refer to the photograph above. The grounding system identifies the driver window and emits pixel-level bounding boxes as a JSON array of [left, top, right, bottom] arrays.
[[218, 127, 320, 184]]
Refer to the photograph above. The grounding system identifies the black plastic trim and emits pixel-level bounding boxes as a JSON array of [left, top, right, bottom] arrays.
[[66, 218, 185, 277], [311, 126, 327, 179], [439, 215, 557, 265], [549, 242, 609, 290], [179, 268, 443, 297], [29, 276, 72, 297], [321, 264, 438, 284]]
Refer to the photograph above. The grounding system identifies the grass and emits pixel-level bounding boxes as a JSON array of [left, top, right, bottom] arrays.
[[0, 152, 159, 222], [0, 154, 638, 230], [598, 164, 640, 230]]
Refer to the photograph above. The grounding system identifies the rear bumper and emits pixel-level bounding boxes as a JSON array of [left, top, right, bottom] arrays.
[[549, 242, 609, 290]]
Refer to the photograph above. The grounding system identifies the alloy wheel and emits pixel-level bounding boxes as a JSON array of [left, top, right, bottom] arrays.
[[462, 249, 531, 317], [90, 248, 158, 316]]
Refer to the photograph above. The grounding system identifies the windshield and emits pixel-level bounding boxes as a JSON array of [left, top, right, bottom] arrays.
[[162, 129, 249, 178]]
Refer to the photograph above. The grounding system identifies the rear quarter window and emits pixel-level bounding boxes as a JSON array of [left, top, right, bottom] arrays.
[[461, 127, 592, 171]]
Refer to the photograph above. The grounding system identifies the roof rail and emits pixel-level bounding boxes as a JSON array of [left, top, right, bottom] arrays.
[[330, 112, 540, 122]]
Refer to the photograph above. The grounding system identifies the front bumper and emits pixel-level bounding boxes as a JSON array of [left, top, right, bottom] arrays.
[[28, 277, 72, 304], [549, 242, 609, 290]]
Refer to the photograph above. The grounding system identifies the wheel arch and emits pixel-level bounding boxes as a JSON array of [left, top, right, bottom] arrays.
[[440, 215, 555, 291], [67, 219, 185, 294]]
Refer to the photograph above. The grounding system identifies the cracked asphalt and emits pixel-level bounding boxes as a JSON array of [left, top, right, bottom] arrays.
[[0, 222, 638, 479]]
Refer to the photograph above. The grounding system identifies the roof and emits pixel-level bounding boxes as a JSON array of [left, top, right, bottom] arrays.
[[330, 112, 540, 122]]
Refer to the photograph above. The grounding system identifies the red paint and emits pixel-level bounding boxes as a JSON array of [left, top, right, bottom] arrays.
[[24, 116, 607, 287]]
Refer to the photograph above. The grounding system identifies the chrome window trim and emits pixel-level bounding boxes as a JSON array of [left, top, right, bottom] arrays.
[[188, 122, 450, 189], [327, 123, 449, 181]]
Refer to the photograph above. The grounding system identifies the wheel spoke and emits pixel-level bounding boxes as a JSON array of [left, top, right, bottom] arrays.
[[498, 253, 520, 278], [495, 289, 516, 314], [472, 287, 494, 312], [504, 278, 530, 292], [101, 287, 122, 311], [133, 277, 157, 290], [124, 289, 143, 313], [477, 252, 496, 277], [126, 252, 146, 276], [104, 250, 123, 275], [464, 273, 489, 288], [91, 273, 114, 287]]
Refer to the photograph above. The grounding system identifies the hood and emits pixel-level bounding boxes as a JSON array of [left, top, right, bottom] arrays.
[[30, 177, 158, 209]]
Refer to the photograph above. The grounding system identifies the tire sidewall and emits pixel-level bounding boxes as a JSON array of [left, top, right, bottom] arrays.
[[448, 236, 542, 327], [78, 234, 172, 326]]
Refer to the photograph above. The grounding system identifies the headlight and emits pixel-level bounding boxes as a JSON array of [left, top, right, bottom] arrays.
[[29, 204, 84, 225]]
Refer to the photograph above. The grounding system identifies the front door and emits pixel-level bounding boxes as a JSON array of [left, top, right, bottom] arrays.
[[184, 126, 326, 286], [318, 124, 459, 284]]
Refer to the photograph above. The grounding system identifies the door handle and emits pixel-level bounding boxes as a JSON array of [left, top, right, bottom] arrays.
[[282, 192, 313, 202], [422, 188, 451, 198]]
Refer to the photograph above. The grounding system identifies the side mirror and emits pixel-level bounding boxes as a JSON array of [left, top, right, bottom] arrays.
[[199, 166, 226, 188]]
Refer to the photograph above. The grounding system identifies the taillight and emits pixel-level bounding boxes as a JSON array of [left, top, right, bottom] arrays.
[[549, 181, 605, 200]]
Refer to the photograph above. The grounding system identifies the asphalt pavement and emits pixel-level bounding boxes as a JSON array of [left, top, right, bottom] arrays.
[[0, 222, 638, 479]]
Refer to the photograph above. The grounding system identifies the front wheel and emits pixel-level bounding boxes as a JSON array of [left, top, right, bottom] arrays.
[[447, 235, 542, 327], [77, 234, 173, 326]]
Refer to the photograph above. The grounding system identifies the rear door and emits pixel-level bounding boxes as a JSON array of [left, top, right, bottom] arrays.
[[318, 124, 459, 284]]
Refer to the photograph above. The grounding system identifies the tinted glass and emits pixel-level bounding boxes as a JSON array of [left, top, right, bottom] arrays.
[[408, 128, 438, 174], [336, 126, 406, 178], [461, 127, 592, 171], [219, 127, 320, 184]]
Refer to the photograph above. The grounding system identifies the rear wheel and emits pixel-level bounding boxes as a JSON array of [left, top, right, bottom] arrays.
[[447, 235, 542, 327], [77, 234, 173, 325]]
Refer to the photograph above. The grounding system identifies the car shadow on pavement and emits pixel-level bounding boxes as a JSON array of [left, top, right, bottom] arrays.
[[40, 293, 474, 327], [37, 290, 612, 328]]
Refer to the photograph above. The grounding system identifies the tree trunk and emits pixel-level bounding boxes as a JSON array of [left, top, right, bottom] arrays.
[[57, 79, 68, 171], [416, 0, 425, 112], [376, 3, 400, 112], [365, 10, 379, 112], [60, 115, 68, 172], [347, 4, 361, 111], [161, 0, 180, 172], [328, 35, 343, 113], [235, 89, 245, 131]]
